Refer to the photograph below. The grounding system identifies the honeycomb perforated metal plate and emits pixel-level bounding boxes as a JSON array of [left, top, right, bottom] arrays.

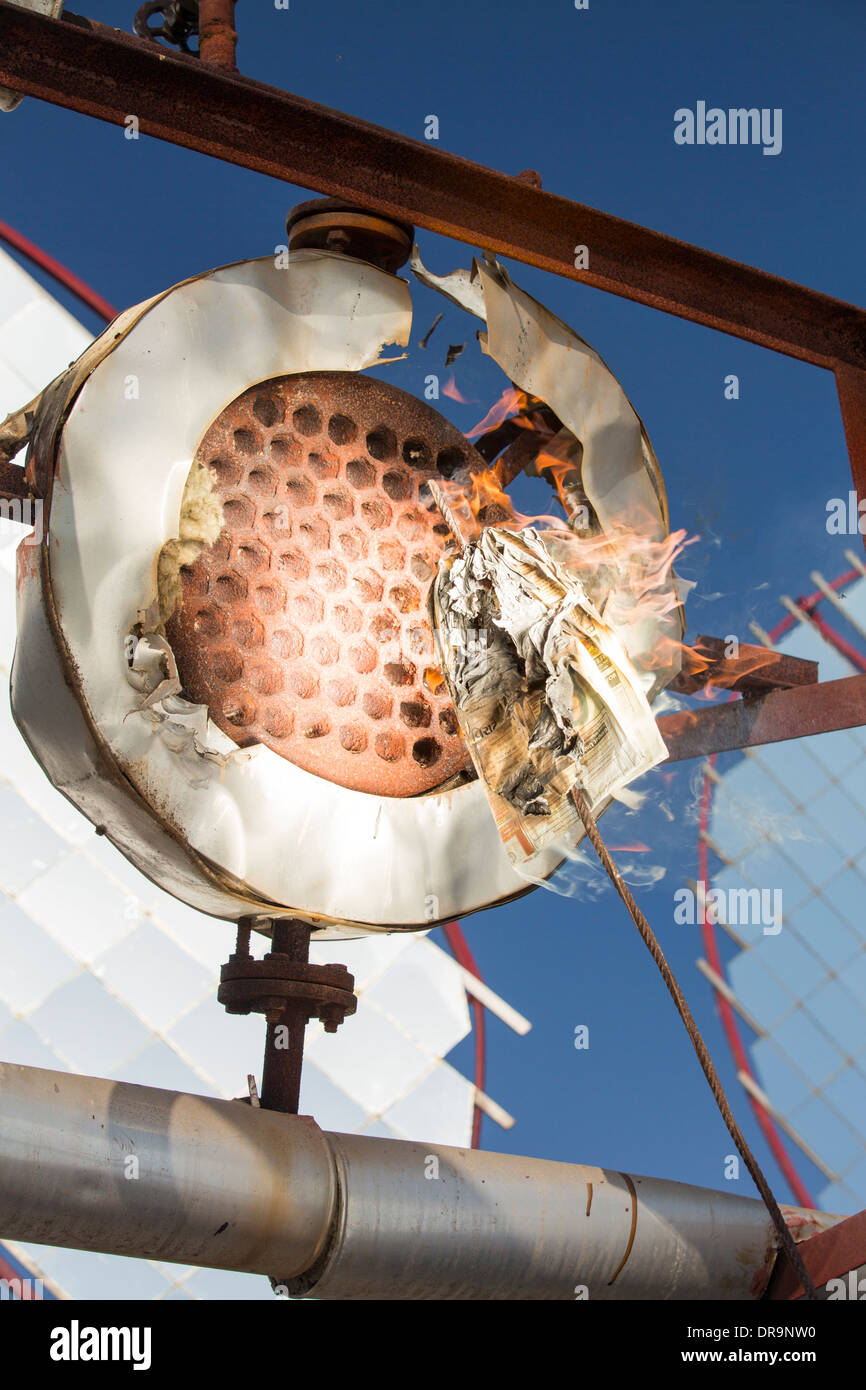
[[166, 371, 488, 797]]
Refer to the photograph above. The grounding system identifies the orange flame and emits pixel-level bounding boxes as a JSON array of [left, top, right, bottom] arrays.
[[554, 522, 698, 674], [437, 465, 697, 677], [442, 374, 477, 405], [677, 638, 790, 698], [449, 387, 708, 686], [467, 388, 558, 441], [433, 465, 564, 539], [466, 387, 524, 437], [533, 437, 582, 517]]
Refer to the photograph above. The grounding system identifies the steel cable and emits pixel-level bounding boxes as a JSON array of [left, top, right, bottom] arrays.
[[572, 787, 818, 1301]]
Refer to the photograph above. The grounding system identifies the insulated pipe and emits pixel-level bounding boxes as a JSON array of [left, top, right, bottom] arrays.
[[0, 1061, 811, 1299], [0, 1061, 336, 1281]]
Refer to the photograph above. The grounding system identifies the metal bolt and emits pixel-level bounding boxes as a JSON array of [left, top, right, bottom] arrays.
[[319, 1004, 344, 1033]]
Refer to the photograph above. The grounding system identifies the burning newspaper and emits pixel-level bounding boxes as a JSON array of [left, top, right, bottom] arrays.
[[430, 522, 668, 866]]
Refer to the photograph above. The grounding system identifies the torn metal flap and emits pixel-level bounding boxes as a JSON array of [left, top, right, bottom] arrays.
[[473, 257, 669, 539], [411, 249, 683, 693], [410, 246, 487, 320]]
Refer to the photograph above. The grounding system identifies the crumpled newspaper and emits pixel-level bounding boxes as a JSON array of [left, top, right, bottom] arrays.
[[430, 524, 668, 866]]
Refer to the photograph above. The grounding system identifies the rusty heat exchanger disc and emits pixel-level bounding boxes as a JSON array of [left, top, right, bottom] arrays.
[[166, 371, 487, 797]]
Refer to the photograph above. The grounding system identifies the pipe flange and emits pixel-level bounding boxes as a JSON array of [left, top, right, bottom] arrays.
[[286, 198, 414, 274], [218, 959, 356, 1031]]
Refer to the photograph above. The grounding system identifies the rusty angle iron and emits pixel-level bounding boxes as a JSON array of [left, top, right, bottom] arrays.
[[1, 4, 864, 772]]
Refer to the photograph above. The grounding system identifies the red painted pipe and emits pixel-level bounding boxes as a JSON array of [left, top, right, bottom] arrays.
[[442, 921, 487, 1149], [698, 759, 815, 1209], [0, 217, 117, 322]]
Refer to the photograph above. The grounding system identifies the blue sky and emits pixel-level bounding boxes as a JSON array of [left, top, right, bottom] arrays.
[[2, 0, 864, 1205]]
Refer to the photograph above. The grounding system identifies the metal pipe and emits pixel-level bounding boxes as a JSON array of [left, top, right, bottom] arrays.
[[259, 920, 312, 1115], [0, 1060, 824, 1299], [197, 0, 237, 71], [303, 1132, 780, 1301], [0, 1060, 336, 1282]]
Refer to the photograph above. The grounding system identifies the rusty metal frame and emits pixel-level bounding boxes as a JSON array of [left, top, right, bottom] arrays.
[[658, 672, 866, 763], [1, 0, 864, 761], [765, 1207, 866, 1300], [669, 637, 819, 697]]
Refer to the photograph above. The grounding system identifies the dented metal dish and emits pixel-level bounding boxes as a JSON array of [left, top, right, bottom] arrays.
[[11, 246, 681, 937]]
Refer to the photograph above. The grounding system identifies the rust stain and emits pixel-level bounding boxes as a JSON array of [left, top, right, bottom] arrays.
[[607, 1173, 638, 1287], [585, 1182, 593, 1217]]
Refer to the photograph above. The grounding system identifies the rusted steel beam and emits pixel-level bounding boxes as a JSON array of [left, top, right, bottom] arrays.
[[765, 1208, 866, 1300], [835, 364, 866, 556], [658, 673, 866, 762], [198, 0, 237, 71], [0, 4, 865, 377], [671, 636, 818, 696]]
